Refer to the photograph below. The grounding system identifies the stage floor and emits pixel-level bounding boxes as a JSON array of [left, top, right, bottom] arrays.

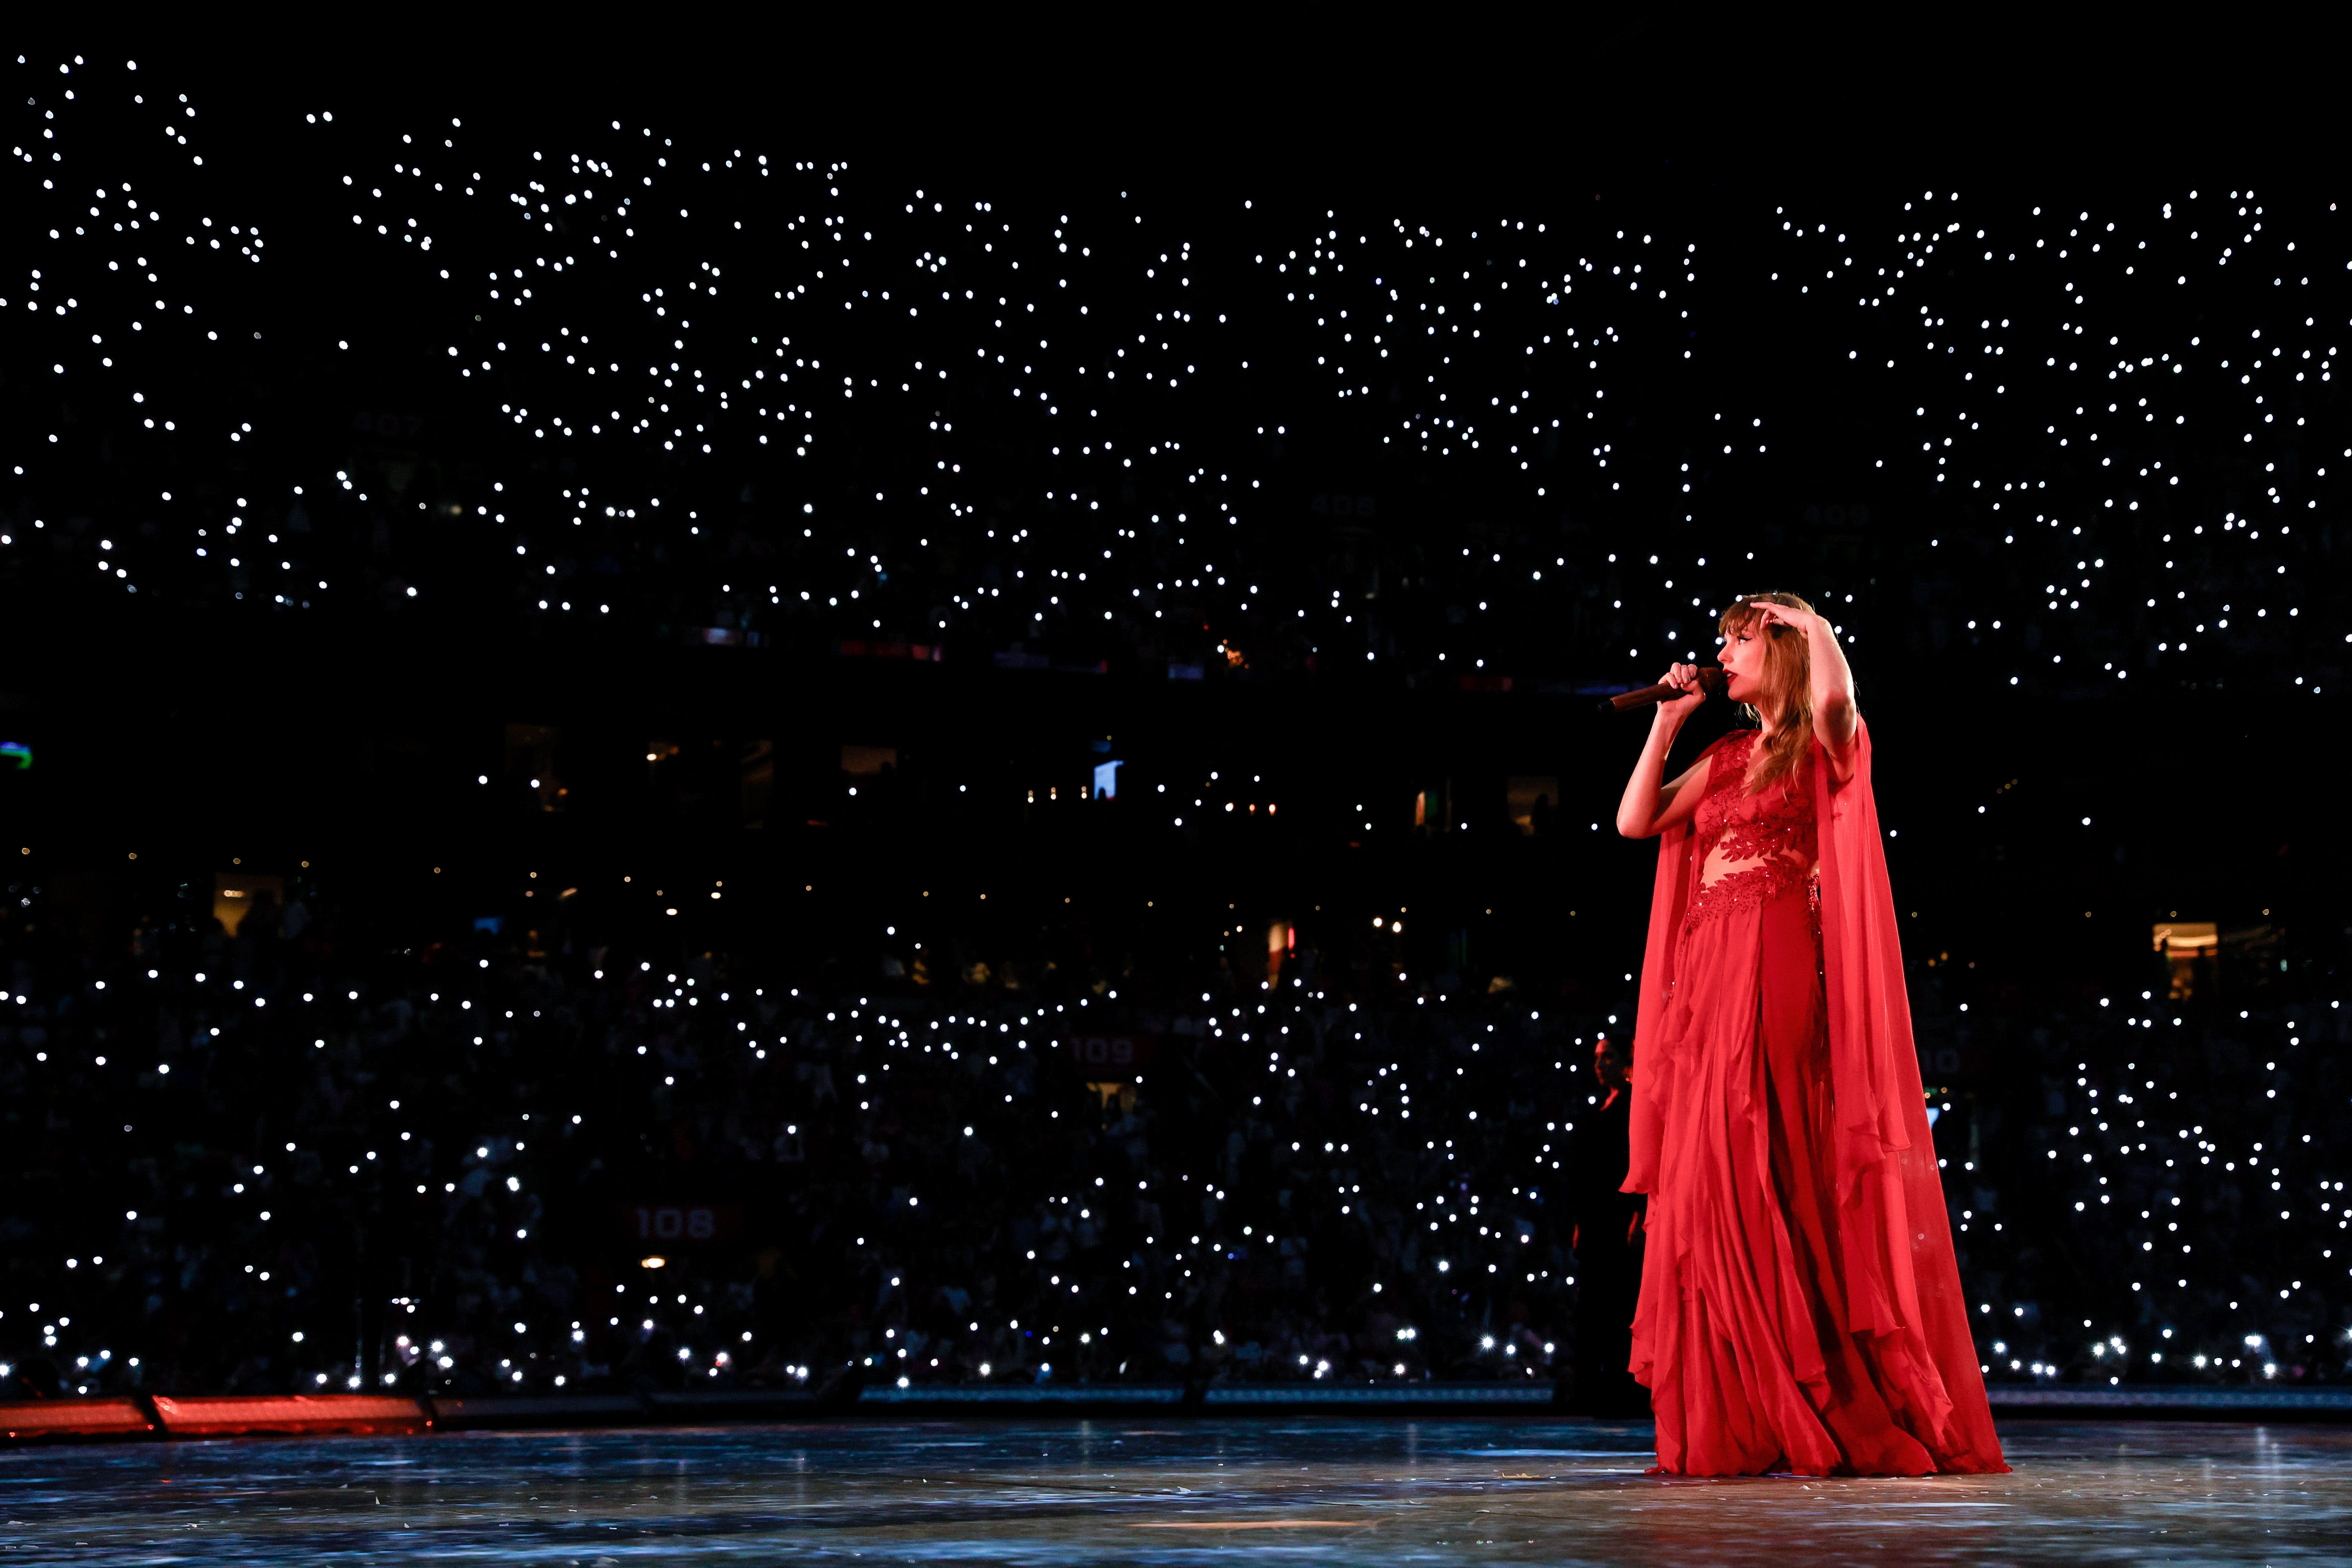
[[6, 1417, 2349, 1564]]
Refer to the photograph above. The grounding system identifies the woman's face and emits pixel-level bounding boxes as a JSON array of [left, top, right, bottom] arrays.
[[1718, 618, 1769, 704]]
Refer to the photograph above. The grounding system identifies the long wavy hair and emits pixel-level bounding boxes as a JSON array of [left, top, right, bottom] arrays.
[[1718, 591, 1815, 793]]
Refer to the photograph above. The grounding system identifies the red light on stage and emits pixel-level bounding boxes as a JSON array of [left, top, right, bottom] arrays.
[[150, 1395, 429, 1438], [1, 1399, 155, 1441]]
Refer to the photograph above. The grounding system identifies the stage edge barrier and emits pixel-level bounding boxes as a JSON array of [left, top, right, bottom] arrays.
[[1201, 1384, 1554, 1406], [428, 1394, 647, 1430], [1987, 1387, 2352, 1413], [11, 1384, 2352, 1444], [860, 1385, 1182, 1406]]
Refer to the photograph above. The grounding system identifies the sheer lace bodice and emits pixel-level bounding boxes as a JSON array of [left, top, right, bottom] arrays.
[[1684, 732, 1817, 931]]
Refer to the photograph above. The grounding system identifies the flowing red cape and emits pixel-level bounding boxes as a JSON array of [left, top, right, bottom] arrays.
[[1621, 718, 2004, 1467]]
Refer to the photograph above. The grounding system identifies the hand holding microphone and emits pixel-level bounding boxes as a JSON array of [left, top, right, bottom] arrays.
[[1603, 664, 1726, 714]]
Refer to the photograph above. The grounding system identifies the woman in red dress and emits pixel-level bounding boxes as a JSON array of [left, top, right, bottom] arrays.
[[1613, 593, 2007, 1477]]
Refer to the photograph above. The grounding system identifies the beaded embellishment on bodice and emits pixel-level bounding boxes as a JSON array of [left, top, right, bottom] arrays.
[[1683, 732, 1819, 932]]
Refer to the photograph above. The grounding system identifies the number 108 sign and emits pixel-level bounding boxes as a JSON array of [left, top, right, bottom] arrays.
[[620, 1204, 742, 1246]]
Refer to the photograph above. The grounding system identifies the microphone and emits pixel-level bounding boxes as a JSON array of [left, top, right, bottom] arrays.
[[1602, 667, 1726, 713]]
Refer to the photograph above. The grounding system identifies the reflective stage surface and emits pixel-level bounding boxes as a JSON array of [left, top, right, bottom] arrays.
[[6, 1418, 2351, 1565]]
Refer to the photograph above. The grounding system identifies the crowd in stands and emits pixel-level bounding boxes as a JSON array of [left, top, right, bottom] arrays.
[[3, 876, 2345, 1401], [5, 60, 2347, 706]]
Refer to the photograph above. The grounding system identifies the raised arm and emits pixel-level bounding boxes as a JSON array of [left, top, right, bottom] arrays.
[[1750, 600, 1859, 782], [1615, 663, 1714, 839]]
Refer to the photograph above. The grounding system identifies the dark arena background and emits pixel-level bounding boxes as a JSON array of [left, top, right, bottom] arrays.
[[5, 42, 2352, 1563]]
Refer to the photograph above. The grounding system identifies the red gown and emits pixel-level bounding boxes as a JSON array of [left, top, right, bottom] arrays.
[[1622, 721, 2007, 1476]]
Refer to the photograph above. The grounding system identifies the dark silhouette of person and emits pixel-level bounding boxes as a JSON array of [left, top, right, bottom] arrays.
[[1569, 1034, 1649, 1416]]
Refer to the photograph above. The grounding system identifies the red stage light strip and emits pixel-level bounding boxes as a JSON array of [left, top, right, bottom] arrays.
[[148, 1395, 429, 1437], [0, 1399, 156, 1441]]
